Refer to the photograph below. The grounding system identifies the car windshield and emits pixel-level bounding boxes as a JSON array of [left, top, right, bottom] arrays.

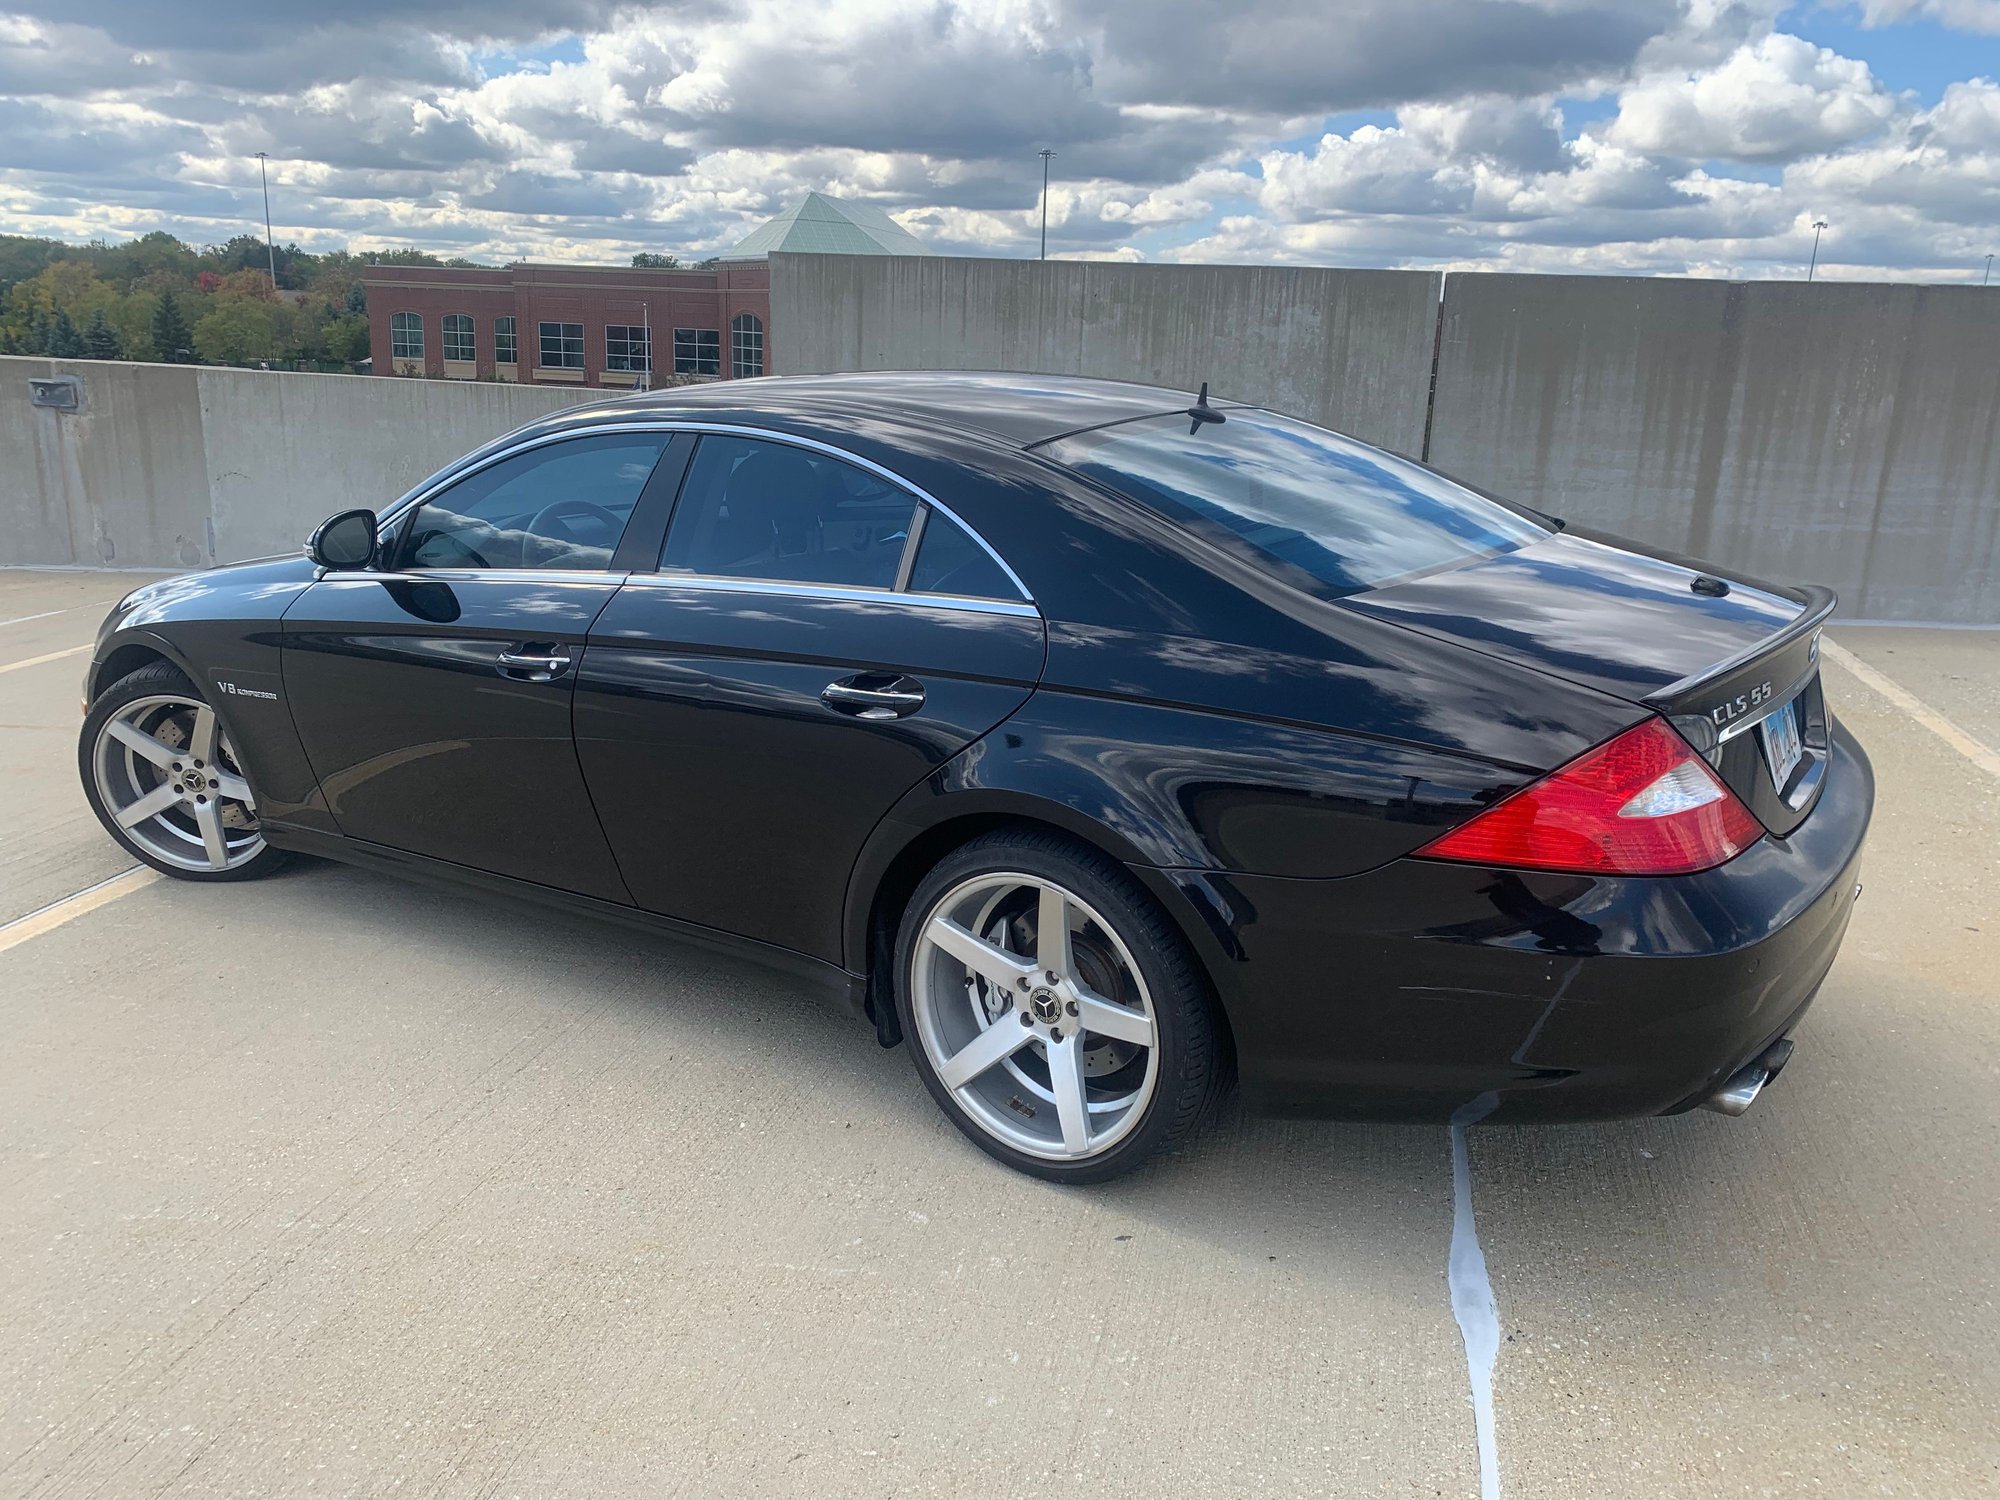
[[1043, 409, 1549, 599]]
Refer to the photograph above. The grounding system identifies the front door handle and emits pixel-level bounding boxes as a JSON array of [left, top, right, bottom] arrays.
[[497, 646, 573, 682], [821, 673, 926, 720]]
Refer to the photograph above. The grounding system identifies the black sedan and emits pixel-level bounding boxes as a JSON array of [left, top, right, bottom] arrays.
[[78, 372, 1872, 1182]]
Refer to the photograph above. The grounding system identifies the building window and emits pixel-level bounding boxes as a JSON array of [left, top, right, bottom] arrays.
[[674, 328, 720, 376], [538, 321, 585, 369], [390, 312, 423, 362], [442, 313, 475, 363], [495, 316, 517, 365], [606, 324, 652, 372], [730, 313, 764, 378]]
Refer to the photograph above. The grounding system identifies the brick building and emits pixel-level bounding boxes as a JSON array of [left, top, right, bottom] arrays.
[[361, 260, 771, 388], [361, 193, 935, 389]]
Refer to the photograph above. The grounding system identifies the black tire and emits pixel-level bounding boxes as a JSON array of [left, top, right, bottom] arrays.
[[78, 661, 289, 883], [893, 828, 1230, 1184]]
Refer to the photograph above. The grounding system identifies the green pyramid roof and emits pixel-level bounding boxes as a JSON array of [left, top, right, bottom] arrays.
[[719, 192, 935, 260]]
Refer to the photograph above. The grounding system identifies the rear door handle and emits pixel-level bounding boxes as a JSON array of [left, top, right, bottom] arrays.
[[821, 673, 926, 720], [497, 646, 573, 682]]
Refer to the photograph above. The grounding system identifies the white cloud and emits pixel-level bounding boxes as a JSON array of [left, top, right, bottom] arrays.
[[0, 2, 1993, 280], [1851, 0, 2000, 33], [1608, 33, 1897, 161]]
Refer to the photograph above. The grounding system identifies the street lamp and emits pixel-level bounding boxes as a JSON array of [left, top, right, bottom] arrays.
[[1807, 220, 1828, 282], [252, 153, 280, 292], [1985, 253, 1994, 287], [1038, 148, 1057, 261]]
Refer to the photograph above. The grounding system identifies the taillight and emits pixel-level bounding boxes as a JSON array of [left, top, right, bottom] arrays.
[[1415, 718, 1762, 876]]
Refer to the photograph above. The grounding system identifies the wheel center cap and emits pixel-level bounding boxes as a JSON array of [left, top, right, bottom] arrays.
[[180, 771, 205, 793], [1029, 988, 1063, 1024]]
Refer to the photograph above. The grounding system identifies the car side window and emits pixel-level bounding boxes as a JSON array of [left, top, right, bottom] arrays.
[[907, 511, 1018, 600], [398, 434, 671, 572], [660, 436, 918, 590]]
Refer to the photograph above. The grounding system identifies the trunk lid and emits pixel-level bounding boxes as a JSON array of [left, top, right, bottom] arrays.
[[1343, 528, 1835, 836]]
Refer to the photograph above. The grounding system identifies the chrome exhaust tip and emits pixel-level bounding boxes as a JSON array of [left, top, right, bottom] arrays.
[[1700, 1038, 1795, 1117], [1701, 1064, 1768, 1115]]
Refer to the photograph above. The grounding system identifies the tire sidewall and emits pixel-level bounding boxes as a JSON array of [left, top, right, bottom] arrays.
[[893, 834, 1200, 1185]]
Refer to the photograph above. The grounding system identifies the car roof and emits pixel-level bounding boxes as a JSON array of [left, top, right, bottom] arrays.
[[553, 370, 1223, 449]]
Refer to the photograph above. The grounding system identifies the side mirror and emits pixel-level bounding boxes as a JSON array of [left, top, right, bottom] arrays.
[[307, 509, 379, 570]]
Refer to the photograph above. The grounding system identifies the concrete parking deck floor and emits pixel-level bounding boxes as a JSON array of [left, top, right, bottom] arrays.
[[2, 568, 1995, 1499]]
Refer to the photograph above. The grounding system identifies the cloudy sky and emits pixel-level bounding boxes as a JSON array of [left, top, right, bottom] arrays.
[[2, 0, 1997, 279]]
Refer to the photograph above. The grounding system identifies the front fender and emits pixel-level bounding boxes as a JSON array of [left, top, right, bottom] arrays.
[[84, 558, 333, 832]]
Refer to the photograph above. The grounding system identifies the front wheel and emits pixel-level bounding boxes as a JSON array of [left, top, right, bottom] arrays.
[[78, 662, 287, 881], [894, 830, 1228, 1183]]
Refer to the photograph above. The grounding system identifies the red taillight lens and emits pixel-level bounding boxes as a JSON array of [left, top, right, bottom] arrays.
[[1415, 718, 1763, 876]]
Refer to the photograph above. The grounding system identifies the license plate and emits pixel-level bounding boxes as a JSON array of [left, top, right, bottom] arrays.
[[1759, 698, 1804, 791]]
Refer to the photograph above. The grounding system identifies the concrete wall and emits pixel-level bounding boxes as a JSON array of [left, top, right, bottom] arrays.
[[772, 255, 2000, 623], [1426, 276, 2000, 623], [770, 253, 1441, 455], [2, 357, 597, 569], [9, 267, 1998, 623]]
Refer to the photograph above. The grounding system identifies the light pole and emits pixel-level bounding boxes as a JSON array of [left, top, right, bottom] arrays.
[[1985, 253, 1994, 287], [253, 152, 279, 291], [1038, 148, 1056, 261], [1807, 219, 1828, 282]]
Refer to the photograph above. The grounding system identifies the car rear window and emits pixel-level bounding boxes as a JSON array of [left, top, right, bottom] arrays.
[[1042, 410, 1549, 599]]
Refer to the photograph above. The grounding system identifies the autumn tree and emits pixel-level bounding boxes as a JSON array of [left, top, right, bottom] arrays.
[[192, 299, 275, 364]]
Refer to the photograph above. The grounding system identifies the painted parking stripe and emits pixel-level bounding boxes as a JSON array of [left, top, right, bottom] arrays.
[[1448, 1096, 1504, 1500], [0, 867, 160, 958], [0, 643, 91, 676], [1822, 639, 2000, 783], [0, 607, 78, 630]]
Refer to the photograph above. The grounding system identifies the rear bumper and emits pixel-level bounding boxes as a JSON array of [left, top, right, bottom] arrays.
[[1140, 720, 1874, 1122]]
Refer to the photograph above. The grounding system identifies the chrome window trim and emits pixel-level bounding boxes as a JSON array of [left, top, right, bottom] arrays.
[[374, 420, 1036, 608], [624, 573, 1040, 619], [320, 568, 632, 587]]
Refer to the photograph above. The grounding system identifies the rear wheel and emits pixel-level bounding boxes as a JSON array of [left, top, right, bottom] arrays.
[[78, 662, 286, 881], [894, 830, 1226, 1183]]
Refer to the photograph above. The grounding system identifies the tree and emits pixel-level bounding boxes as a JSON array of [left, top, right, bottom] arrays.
[[152, 293, 194, 363], [632, 251, 681, 269], [344, 281, 366, 315], [213, 267, 278, 303], [322, 312, 371, 364], [82, 309, 123, 360], [192, 299, 275, 364], [46, 308, 85, 358]]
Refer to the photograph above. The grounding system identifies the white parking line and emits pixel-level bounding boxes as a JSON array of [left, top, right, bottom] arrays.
[[1448, 1095, 1504, 1500], [0, 643, 91, 677], [0, 607, 79, 630], [1822, 639, 2000, 783], [0, 868, 160, 958]]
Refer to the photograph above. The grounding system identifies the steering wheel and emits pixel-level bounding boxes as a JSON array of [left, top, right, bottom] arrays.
[[528, 498, 624, 544]]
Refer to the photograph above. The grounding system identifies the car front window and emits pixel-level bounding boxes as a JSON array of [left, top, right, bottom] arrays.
[[398, 434, 669, 572]]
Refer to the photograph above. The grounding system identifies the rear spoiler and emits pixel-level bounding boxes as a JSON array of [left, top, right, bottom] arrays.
[[1643, 584, 1837, 708]]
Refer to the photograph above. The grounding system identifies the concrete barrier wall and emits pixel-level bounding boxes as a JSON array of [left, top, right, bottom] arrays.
[[2, 357, 597, 569], [1426, 276, 2000, 623], [8, 268, 1997, 622], [770, 253, 1442, 455]]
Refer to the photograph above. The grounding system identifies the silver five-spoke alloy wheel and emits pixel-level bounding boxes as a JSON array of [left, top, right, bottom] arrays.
[[909, 872, 1160, 1162], [90, 694, 264, 873]]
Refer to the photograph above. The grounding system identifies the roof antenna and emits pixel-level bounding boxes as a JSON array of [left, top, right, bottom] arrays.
[[1186, 381, 1225, 435]]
